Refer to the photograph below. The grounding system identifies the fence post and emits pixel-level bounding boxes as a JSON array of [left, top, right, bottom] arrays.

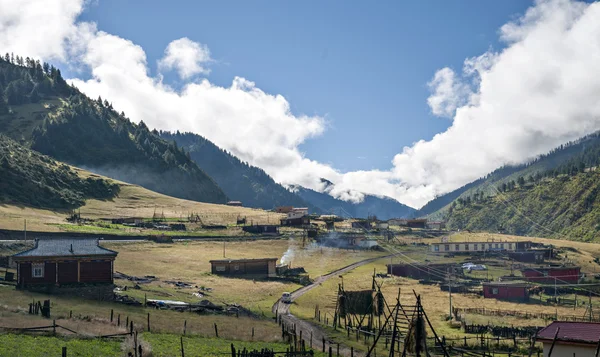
[[231, 343, 236, 357], [69, 310, 72, 319], [322, 337, 326, 352], [134, 331, 138, 357], [329, 346, 332, 357], [252, 327, 254, 339], [184, 320, 187, 335], [110, 309, 113, 323], [62, 346, 67, 357], [214, 323, 219, 338], [147, 312, 150, 332], [53, 319, 56, 335], [310, 331, 313, 349], [351, 347, 353, 357], [117, 314, 120, 327], [180, 336, 185, 357]]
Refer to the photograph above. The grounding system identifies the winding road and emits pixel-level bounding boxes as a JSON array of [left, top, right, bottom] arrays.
[[272, 254, 395, 357]]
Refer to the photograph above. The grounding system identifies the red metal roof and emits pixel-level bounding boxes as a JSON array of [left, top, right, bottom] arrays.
[[537, 321, 600, 344]]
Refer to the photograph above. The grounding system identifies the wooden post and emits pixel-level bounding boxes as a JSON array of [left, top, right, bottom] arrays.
[[110, 309, 114, 323], [69, 310, 72, 318], [184, 320, 187, 335], [62, 347, 67, 357], [351, 347, 354, 357], [548, 327, 560, 357], [231, 343, 236, 357], [180, 336, 185, 357], [53, 319, 56, 335], [130, 321, 134, 334], [214, 323, 219, 338], [144, 293, 147, 306], [134, 331, 138, 357], [322, 337, 326, 352], [252, 327, 254, 339], [329, 346, 332, 357], [310, 331, 313, 349], [147, 312, 150, 332], [117, 314, 120, 327], [336, 343, 339, 356]]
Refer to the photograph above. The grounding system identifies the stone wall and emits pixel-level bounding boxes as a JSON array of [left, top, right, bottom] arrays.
[[20, 283, 115, 301]]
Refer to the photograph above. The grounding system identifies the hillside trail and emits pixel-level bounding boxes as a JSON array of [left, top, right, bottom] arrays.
[[272, 254, 395, 357]]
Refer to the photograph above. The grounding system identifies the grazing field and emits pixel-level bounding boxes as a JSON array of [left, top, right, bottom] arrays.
[[0, 334, 122, 357], [291, 243, 600, 341], [103, 239, 387, 315], [0, 172, 285, 234]]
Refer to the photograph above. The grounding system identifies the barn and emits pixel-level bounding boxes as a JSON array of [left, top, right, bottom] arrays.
[[12, 238, 117, 299], [507, 251, 545, 263], [242, 225, 280, 234], [387, 263, 462, 280], [521, 266, 581, 284], [210, 258, 277, 278], [482, 281, 529, 302]]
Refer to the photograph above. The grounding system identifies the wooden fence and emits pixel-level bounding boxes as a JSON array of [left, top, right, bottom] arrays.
[[454, 306, 600, 323]]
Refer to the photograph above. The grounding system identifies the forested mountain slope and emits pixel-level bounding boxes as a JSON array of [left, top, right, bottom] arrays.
[[160, 131, 319, 211], [0, 134, 118, 209], [417, 132, 600, 219], [0, 54, 227, 204], [446, 170, 600, 242]]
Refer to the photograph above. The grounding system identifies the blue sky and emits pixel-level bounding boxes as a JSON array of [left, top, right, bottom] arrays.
[[77, 1, 533, 173]]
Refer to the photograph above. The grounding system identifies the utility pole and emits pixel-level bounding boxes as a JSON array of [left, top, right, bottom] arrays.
[[449, 272, 453, 319]]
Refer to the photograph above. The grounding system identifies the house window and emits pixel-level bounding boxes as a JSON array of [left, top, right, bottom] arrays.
[[215, 266, 226, 272], [489, 244, 493, 249], [465, 244, 469, 251], [500, 243, 504, 249], [455, 244, 460, 251], [444, 245, 449, 251], [491, 288, 499, 295], [495, 244, 499, 249], [509, 243, 512, 250], [32, 263, 44, 278], [434, 245, 439, 252], [234, 265, 240, 271], [474, 244, 478, 250]]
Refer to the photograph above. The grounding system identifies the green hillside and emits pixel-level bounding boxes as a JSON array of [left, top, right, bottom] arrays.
[[0, 134, 118, 209], [160, 131, 319, 211], [446, 170, 600, 242], [0, 54, 227, 204], [417, 132, 600, 220]]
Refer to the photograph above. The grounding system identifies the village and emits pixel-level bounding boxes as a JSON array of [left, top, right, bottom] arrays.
[[1, 205, 600, 357]]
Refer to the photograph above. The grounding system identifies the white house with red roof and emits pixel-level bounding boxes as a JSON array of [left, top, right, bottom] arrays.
[[536, 321, 600, 356]]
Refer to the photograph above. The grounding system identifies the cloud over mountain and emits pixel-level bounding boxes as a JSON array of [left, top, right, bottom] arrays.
[[1, 0, 600, 208]]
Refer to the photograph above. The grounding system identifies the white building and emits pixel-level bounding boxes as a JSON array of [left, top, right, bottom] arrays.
[[429, 241, 525, 253]]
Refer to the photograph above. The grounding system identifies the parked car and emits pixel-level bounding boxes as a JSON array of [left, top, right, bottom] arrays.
[[281, 292, 292, 303]]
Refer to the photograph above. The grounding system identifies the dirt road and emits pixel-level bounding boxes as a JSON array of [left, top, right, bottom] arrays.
[[272, 254, 394, 357]]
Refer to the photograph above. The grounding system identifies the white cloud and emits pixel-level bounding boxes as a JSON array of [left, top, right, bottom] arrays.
[[426, 67, 470, 118], [2, 0, 600, 209], [158, 37, 212, 79]]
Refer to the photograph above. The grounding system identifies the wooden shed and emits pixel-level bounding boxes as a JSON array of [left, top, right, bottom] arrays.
[[483, 281, 529, 302], [521, 266, 581, 284], [210, 258, 277, 278], [387, 263, 462, 281], [12, 238, 117, 288]]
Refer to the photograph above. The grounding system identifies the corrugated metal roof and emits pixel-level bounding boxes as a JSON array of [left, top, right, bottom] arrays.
[[537, 321, 600, 344], [13, 238, 118, 258], [210, 258, 277, 263]]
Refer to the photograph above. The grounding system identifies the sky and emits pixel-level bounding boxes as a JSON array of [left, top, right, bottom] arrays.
[[1, 0, 600, 209]]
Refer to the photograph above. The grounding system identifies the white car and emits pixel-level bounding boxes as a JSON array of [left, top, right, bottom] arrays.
[[281, 292, 292, 304]]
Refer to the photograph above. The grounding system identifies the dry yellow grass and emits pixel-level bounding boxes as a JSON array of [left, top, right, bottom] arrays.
[[0, 168, 285, 232], [0, 288, 282, 343], [103, 239, 387, 315]]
